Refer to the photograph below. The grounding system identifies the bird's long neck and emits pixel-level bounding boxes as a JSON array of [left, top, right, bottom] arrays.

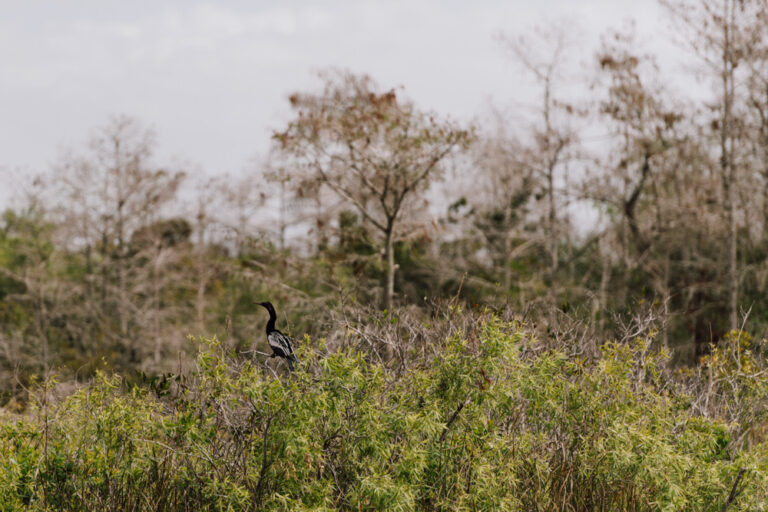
[[265, 307, 277, 333]]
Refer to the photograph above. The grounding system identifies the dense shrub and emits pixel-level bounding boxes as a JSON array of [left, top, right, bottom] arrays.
[[0, 317, 765, 511]]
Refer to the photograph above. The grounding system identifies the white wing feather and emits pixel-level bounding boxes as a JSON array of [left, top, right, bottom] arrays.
[[268, 331, 294, 357]]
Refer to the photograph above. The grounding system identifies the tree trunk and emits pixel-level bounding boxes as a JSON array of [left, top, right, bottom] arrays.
[[547, 167, 558, 289], [384, 224, 396, 311], [101, 230, 108, 310], [153, 249, 161, 365], [763, 159, 768, 240], [726, 180, 738, 332], [502, 204, 513, 292], [196, 274, 207, 333], [595, 243, 610, 333], [721, 0, 738, 332], [544, 73, 559, 302], [763, 86, 768, 240], [196, 216, 207, 332]]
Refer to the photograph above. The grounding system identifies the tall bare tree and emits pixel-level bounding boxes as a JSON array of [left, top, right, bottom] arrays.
[[588, 28, 688, 348], [743, 2, 768, 239], [53, 116, 185, 360], [661, 0, 759, 331], [498, 27, 581, 303], [274, 72, 472, 310]]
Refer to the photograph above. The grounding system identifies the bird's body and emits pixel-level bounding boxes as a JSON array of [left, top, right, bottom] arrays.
[[257, 301, 298, 369]]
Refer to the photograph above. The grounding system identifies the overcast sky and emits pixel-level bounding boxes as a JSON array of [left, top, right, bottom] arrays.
[[1, 1, 674, 185]]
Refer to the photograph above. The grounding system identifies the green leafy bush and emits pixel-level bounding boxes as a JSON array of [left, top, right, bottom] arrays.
[[0, 318, 765, 511]]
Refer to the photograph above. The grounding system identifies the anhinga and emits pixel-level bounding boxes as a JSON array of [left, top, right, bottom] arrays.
[[256, 301, 298, 369]]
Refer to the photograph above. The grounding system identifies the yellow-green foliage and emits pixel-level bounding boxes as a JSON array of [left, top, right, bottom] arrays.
[[0, 319, 765, 511]]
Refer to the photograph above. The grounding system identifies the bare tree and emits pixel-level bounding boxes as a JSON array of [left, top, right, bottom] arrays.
[[498, 27, 581, 303], [743, 3, 768, 239], [274, 71, 472, 310], [468, 117, 537, 300], [588, 28, 687, 348], [53, 116, 185, 360], [661, 0, 759, 331]]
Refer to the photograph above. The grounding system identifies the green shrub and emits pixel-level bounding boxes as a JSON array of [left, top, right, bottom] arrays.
[[0, 318, 765, 511]]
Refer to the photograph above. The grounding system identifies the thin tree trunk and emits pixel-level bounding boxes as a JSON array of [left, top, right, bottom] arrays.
[[726, 182, 738, 331], [763, 87, 768, 240], [153, 249, 161, 365], [660, 256, 671, 352], [279, 170, 287, 251], [196, 275, 206, 333], [117, 212, 127, 337], [101, 230, 108, 309], [721, 0, 738, 332], [548, 167, 558, 285], [84, 244, 95, 356], [114, 137, 128, 338], [384, 224, 396, 311], [763, 160, 768, 240], [503, 204, 513, 292], [196, 215, 207, 332], [596, 244, 610, 333], [544, 72, 559, 302]]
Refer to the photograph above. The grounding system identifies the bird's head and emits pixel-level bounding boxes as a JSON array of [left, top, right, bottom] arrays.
[[255, 301, 274, 311]]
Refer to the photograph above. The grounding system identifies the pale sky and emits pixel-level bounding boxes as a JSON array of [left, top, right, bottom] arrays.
[[1, 1, 673, 192]]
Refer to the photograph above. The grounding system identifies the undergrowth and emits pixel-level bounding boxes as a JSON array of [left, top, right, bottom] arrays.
[[0, 314, 766, 511]]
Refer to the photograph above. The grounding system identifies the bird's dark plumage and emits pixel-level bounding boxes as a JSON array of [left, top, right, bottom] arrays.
[[257, 301, 298, 369]]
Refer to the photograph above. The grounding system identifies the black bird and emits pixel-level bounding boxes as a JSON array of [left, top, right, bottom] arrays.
[[256, 301, 298, 369]]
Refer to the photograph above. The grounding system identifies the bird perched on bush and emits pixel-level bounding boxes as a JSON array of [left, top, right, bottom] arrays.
[[256, 301, 298, 369]]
